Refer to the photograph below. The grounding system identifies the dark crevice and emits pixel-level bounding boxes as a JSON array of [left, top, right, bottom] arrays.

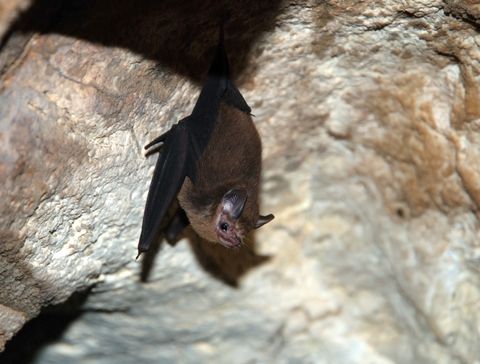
[[443, 6, 480, 33], [433, 48, 462, 64], [0, 288, 91, 364]]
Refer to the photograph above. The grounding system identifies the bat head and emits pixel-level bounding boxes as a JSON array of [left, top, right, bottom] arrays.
[[215, 189, 274, 248]]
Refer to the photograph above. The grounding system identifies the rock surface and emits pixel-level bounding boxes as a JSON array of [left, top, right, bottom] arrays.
[[1, 0, 480, 363]]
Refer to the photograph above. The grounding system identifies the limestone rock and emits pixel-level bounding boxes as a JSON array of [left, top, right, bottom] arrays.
[[1, 1, 480, 363]]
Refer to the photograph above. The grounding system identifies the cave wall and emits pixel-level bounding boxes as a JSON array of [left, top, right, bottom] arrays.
[[1, 1, 480, 363]]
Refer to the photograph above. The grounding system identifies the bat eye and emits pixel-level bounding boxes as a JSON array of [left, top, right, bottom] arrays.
[[220, 223, 229, 232]]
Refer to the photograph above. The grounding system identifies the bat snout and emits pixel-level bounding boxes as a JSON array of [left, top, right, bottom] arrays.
[[215, 221, 243, 248], [218, 236, 242, 249]]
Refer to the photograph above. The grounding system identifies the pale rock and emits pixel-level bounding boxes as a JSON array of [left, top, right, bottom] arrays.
[[1, 1, 480, 364]]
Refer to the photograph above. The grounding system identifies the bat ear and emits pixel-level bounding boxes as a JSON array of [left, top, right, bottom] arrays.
[[255, 214, 274, 229], [221, 189, 248, 220]]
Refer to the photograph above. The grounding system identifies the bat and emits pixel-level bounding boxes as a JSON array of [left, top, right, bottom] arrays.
[[137, 24, 273, 258]]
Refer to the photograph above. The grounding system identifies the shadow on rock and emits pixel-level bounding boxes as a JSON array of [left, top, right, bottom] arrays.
[[2, 0, 283, 84], [140, 224, 270, 287], [188, 233, 270, 287], [0, 289, 90, 364]]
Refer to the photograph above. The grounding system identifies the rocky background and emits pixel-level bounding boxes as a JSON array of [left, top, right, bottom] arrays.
[[1, 0, 480, 363]]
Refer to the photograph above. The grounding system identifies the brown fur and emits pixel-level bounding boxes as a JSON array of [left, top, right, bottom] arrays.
[[178, 101, 262, 242]]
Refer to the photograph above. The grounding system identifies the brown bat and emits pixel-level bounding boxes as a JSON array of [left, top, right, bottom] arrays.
[[137, 25, 273, 257]]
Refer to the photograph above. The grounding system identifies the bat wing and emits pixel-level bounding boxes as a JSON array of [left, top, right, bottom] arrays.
[[186, 22, 251, 144], [138, 120, 196, 256], [223, 79, 251, 114]]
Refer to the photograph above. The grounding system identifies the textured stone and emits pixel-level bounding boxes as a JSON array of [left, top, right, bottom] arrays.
[[1, 0, 480, 363]]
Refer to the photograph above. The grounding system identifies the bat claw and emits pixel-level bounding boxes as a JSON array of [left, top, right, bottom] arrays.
[[144, 127, 176, 150], [145, 144, 164, 157]]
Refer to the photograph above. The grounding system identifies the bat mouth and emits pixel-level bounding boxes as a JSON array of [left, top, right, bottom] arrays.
[[218, 235, 242, 248]]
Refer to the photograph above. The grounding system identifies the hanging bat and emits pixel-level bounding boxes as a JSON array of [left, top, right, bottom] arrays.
[[137, 24, 274, 258]]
